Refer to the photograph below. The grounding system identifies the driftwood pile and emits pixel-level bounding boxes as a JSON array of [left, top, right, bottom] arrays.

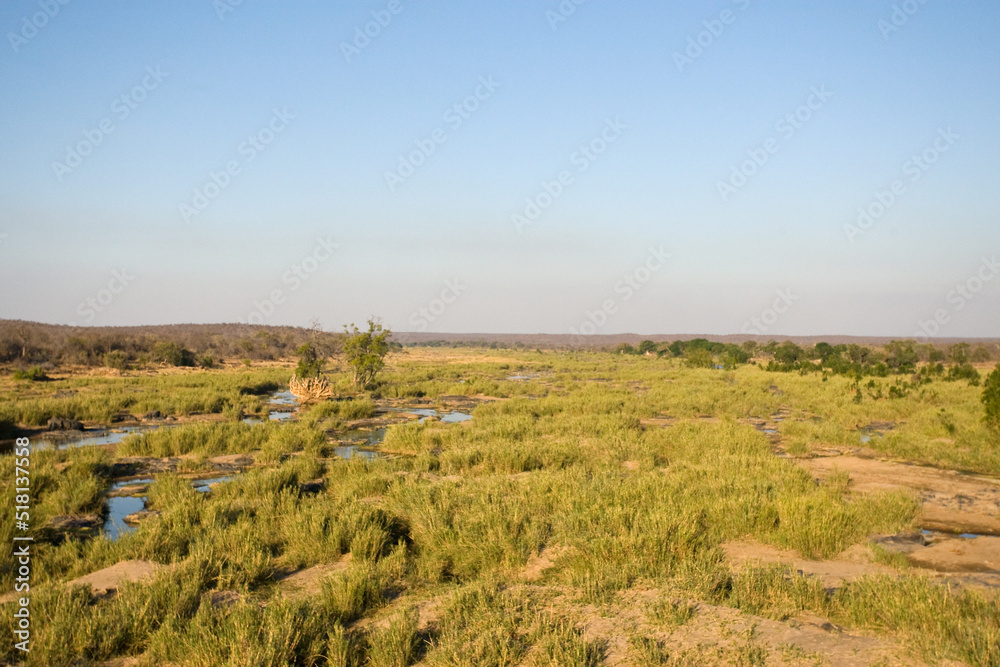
[[289, 374, 333, 403]]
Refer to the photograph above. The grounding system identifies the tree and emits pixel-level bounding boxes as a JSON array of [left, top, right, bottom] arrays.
[[983, 365, 1000, 430], [773, 341, 805, 365], [294, 343, 322, 378], [684, 347, 714, 368], [343, 318, 391, 389], [884, 340, 919, 374], [812, 342, 834, 362], [153, 341, 195, 367], [971, 345, 993, 363], [948, 343, 971, 365], [638, 340, 657, 355]]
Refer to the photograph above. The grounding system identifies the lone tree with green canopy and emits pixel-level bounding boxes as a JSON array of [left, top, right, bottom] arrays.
[[343, 318, 391, 389]]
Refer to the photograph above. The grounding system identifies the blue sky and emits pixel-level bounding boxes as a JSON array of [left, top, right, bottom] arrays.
[[1, 0, 998, 337]]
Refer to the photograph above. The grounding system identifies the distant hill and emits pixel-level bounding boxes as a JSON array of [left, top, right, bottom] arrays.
[[2, 320, 997, 356], [390, 331, 1000, 349]]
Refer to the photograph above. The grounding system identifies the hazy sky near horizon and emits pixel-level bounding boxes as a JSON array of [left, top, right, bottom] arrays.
[[1, 1, 998, 338]]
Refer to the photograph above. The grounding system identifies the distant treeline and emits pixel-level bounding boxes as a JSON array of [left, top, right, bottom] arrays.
[[612, 338, 999, 386], [0, 320, 342, 369], [2, 320, 997, 377]]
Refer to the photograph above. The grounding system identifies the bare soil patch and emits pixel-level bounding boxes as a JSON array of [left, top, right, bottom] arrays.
[[799, 454, 1000, 537], [722, 540, 899, 590], [272, 555, 352, 599], [67, 560, 166, 598]]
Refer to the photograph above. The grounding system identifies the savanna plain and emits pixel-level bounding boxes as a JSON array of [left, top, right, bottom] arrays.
[[2, 340, 1000, 667]]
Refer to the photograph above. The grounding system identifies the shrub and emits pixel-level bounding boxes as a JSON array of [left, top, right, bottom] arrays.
[[946, 363, 980, 386], [295, 343, 322, 378], [12, 366, 48, 381], [343, 319, 391, 389], [154, 341, 195, 367], [983, 365, 1000, 430], [103, 350, 129, 370], [684, 347, 713, 369]]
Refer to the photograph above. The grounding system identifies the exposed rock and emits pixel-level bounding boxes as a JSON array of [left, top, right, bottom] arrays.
[[108, 483, 150, 498], [907, 536, 1000, 573], [48, 514, 102, 532], [210, 590, 243, 608], [208, 453, 254, 472], [123, 509, 160, 526], [300, 478, 325, 494], [871, 531, 929, 554], [143, 410, 163, 420], [46, 417, 83, 431], [111, 412, 138, 423], [67, 560, 165, 598]]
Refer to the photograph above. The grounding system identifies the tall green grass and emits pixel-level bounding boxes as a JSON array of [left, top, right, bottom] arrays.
[[1, 350, 997, 665]]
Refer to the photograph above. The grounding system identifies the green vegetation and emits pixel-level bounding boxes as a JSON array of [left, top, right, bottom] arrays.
[[102, 350, 129, 371], [343, 319, 391, 389], [295, 343, 323, 378], [0, 345, 998, 665], [153, 341, 196, 367], [12, 366, 48, 381], [0, 366, 291, 426], [983, 364, 1000, 430]]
